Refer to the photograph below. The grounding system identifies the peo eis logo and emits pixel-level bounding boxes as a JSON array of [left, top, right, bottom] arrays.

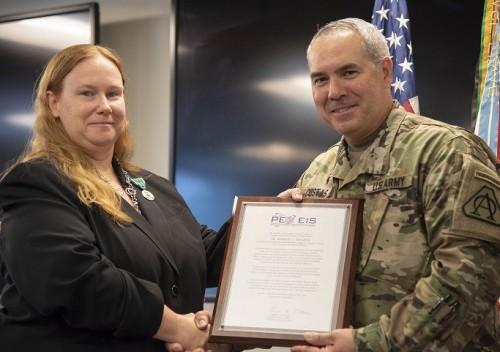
[[270, 213, 317, 226]]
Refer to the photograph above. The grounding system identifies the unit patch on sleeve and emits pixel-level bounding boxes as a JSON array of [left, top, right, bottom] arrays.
[[463, 185, 500, 226], [451, 155, 500, 243]]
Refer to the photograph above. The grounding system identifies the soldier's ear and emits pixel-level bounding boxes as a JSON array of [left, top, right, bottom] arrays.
[[381, 57, 393, 87]]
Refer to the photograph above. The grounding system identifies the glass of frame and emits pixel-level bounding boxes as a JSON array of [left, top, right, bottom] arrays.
[[209, 196, 363, 346]]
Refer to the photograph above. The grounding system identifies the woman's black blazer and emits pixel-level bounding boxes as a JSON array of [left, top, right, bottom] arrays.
[[0, 159, 228, 351]]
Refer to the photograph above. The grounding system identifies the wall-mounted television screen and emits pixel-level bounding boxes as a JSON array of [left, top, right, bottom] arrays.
[[0, 3, 99, 171]]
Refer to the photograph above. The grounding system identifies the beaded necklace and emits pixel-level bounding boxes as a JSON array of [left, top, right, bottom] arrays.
[[98, 163, 141, 213]]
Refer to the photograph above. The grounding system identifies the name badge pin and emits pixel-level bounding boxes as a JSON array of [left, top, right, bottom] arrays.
[[142, 189, 155, 200]]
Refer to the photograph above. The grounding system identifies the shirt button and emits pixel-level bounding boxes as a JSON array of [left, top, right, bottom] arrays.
[[171, 284, 179, 297]]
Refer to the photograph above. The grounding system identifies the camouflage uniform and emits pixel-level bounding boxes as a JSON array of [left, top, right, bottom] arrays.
[[296, 104, 500, 351]]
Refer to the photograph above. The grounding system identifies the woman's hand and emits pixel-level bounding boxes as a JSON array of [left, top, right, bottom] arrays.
[[165, 310, 213, 352], [291, 329, 355, 352], [277, 188, 303, 202], [154, 306, 211, 351], [193, 310, 212, 330]]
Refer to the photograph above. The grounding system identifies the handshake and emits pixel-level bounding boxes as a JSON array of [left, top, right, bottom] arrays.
[[154, 306, 355, 352], [157, 309, 267, 352], [154, 308, 222, 352]]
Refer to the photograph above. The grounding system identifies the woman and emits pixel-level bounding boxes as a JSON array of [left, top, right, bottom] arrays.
[[0, 44, 227, 351]]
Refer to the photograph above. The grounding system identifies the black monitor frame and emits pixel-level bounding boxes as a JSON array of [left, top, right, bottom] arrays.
[[0, 2, 99, 44]]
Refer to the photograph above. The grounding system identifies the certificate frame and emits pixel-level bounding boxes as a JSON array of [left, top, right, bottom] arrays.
[[209, 196, 363, 346]]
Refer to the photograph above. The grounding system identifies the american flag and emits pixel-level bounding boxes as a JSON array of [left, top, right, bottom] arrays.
[[372, 0, 419, 114]]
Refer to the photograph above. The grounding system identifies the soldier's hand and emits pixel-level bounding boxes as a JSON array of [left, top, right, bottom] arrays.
[[277, 188, 303, 202], [290, 329, 355, 352]]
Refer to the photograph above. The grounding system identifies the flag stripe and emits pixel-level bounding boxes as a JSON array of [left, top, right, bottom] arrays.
[[497, 109, 500, 158], [372, 0, 418, 114], [475, 15, 500, 160], [478, 0, 499, 105]]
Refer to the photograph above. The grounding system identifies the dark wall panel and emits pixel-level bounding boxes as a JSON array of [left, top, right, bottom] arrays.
[[175, 0, 483, 229], [0, 4, 98, 171]]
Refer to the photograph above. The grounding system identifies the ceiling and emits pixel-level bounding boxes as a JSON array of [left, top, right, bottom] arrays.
[[0, 0, 169, 24]]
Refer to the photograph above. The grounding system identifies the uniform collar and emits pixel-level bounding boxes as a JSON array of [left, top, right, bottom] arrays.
[[331, 102, 407, 187]]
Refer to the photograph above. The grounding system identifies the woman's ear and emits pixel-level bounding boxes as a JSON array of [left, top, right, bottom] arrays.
[[46, 91, 60, 118]]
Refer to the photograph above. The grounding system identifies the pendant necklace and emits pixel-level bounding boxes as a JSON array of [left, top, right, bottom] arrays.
[[98, 169, 141, 213]]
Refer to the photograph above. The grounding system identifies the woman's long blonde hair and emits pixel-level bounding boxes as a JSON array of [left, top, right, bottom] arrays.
[[14, 44, 138, 223]]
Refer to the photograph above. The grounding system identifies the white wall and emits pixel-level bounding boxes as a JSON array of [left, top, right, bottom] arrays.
[[101, 14, 173, 178], [0, 0, 173, 178]]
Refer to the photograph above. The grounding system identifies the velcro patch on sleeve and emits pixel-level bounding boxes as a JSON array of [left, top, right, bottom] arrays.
[[451, 155, 500, 242]]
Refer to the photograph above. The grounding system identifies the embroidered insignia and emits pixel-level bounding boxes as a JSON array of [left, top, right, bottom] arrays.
[[463, 186, 500, 226], [365, 175, 411, 193]]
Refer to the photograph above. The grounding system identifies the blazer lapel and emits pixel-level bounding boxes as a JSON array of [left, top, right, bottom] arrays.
[[122, 201, 179, 276]]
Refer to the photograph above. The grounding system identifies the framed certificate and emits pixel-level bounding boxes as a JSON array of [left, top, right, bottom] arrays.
[[209, 196, 363, 346]]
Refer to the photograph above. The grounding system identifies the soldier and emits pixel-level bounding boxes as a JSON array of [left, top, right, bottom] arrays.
[[283, 18, 500, 351]]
